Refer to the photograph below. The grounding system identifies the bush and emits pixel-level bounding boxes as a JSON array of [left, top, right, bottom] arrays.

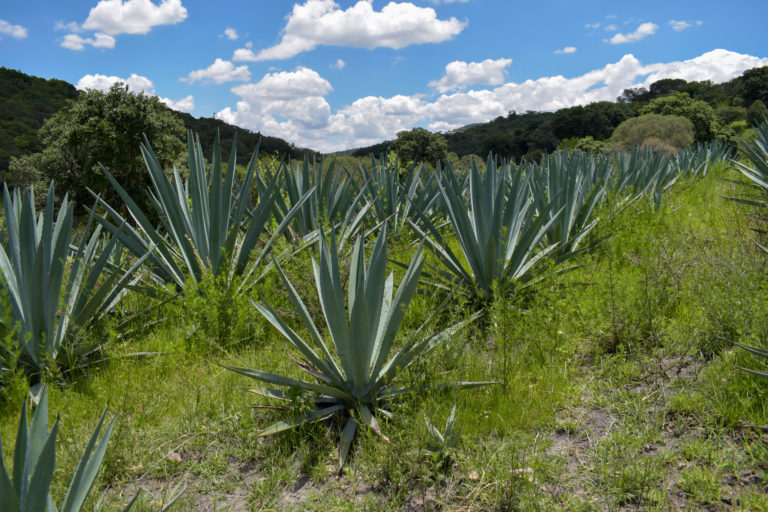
[[611, 114, 694, 150]]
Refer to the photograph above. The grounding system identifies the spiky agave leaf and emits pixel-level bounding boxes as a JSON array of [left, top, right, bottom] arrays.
[[222, 227, 490, 467]]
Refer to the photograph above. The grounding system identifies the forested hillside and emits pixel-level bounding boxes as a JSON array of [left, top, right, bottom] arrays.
[[349, 66, 768, 161], [0, 67, 314, 175], [0, 67, 79, 171]]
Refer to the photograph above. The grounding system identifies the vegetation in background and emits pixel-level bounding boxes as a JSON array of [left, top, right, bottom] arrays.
[[611, 114, 695, 150]]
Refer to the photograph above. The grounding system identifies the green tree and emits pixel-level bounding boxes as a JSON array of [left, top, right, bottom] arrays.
[[639, 92, 720, 142], [747, 100, 768, 127], [389, 127, 448, 165], [738, 66, 768, 106], [8, 83, 185, 211], [610, 114, 694, 150]]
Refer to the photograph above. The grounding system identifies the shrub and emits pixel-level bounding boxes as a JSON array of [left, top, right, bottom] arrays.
[[611, 114, 694, 151]]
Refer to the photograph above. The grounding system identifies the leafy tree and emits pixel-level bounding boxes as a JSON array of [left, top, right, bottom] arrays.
[[738, 66, 768, 106], [551, 101, 633, 141], [389, 127, 448, 165], [8, 83, 185, 211], [716, 106, 747, 125], [610, 114, 694, 150], [639, 92, 720, 142], [649, 78, 687, 97], [680, 80, 728, 107], [748, 100, 768, 127], [617, 87, 649, 104]]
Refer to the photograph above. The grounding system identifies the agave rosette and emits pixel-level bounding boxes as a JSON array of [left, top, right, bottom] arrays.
[[223, 227, 488, 466]]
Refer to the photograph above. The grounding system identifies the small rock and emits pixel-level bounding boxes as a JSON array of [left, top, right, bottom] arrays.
[[468, 470, 480, 481], [166, 452, 182, 463]]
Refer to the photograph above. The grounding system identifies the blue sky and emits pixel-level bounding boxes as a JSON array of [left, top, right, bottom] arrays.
[[1, 0, 767, 151]]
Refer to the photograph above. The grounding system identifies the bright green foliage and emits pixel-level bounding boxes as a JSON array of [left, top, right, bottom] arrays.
[[611, 114, 694, 150], [0, 183, 144, 381], [412, 156, 561, 302], [91, 131, 309, 293], [639, 93, 721, 142], [223, 228, 488, 467]]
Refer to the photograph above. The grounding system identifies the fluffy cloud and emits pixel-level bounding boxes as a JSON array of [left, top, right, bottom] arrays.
[[180, 58, 251, 84], [607, 22, 658, 44], [76, 73, 155, 93], [54, 21, 83, 33], [61, 32, 116, 50], [82, 0, 187, 35], [159, 94, 194, 112], [76, 73, 194, 113], [332, 59, 346, 70], [223, 27, 238, 40], [428, 58, 513, 92], [217, 49, 768, 153], [0, 19, 28, 39], [232, 0, 466, 62], [554, 46, 577, 55]]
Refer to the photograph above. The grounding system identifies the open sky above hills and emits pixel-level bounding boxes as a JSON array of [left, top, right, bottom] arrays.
[[2, 0, 767, 152]]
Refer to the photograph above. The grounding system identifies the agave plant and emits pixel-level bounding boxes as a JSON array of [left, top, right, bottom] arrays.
[[358, 154, 440, 236], [424, 404, 461, 452], [411, 156, 562, 302], [91, 131, 311, 293], [529, 150, 608, 259], [0, 386, 182, 511], [0, 184, 146, 383], [262, 155, 362, 238], [733, 118, 768, 192], [222, 227, 488, 467]]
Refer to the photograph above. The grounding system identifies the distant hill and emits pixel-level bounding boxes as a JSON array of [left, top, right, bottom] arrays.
[[0, 67, 79, 172], [344, 67, 767, 161], [0, 67, 314, 173]]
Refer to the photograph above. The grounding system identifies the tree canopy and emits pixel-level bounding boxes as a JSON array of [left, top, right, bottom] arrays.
[[610, 114, 694, 150], [389, 128, 449, 165], [8, 83, 186, 210]]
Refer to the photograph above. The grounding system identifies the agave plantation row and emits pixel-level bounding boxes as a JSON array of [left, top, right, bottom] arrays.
[[0, 131, 740, 509]]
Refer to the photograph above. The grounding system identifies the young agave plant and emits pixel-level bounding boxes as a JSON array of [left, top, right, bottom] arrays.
[[0, 184, 147, 386], [411, 156, 562, 303], [222, 227, 488, 467], [0, 386, 182, 511], [425, 404, 461, 452]]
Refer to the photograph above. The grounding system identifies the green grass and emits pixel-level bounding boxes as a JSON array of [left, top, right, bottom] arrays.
[[3, 165, 768, 510]]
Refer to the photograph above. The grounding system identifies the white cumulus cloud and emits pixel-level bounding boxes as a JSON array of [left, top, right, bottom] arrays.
[[61, 32, 116, 50], [180, 58, 251, 84], [232, 0, 466, 62], [223, 27, 238, 39], [555, 46, 577, 55], [332, 58, 346, 70], [216, 50, 768, 153], [607, 22, 658, 44], [82, 0, 187, 35], [428, 58, 513, 93], [0, 19, 28, 39], [76, 73, 155, 93], [159, 94, 194, 112]]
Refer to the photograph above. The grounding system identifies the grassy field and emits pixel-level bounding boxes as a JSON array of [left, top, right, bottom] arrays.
[[2, 162, 768, 511]]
